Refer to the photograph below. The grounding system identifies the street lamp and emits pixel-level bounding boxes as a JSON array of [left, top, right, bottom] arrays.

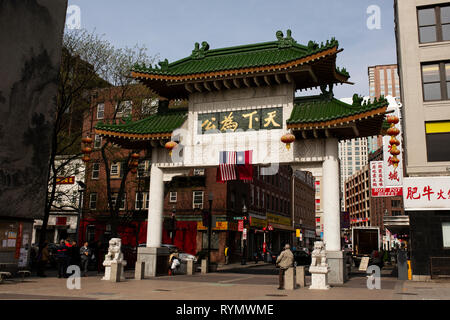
[[171, 205, 176, 244], [241, 204, 247, 265], [75, 181, 86, 244]]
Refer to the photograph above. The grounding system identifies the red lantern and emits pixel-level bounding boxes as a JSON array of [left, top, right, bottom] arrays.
[[131, 153, 140, 160], [82, 155, 90, 163], [387, 127, 400, 136], [386, 115, 399, 124], [281, 133, 295, 150], [82, 137, 93, 144], [82, 147, 92, 154], [130, 160, 139, 168], [389, 137, 400, 146], [130, 168, 137, 174], [165, 141, 178, 156], [390, 148, 400, 156]]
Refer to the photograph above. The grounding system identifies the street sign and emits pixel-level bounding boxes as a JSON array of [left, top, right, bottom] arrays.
[[233, 216, 244, 220], [243, 228, 247, 240]]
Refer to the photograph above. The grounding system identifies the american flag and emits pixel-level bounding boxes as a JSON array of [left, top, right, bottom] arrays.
[[219, 151, 237, 181], [217, 150, 253, 182]]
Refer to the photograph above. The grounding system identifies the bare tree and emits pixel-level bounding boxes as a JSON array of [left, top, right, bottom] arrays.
[[39, 28, 156, 255]]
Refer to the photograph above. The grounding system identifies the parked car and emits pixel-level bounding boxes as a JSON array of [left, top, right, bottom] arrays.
[[139, 243, 197, 262], [293, 250, 311, 266]]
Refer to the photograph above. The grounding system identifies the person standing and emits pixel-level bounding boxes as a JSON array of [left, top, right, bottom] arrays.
[[37, 242, 49, 277], [56, 240, 69, 278], [79, 242, 91, 277], [276, 244, 294, 290], [168, 250, 180, 276]]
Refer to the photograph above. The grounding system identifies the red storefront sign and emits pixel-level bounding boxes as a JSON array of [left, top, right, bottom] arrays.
[[56, 217, 67, 226], [56, 176, 75, 184], [238, 220, 244, 232], [371, 187, 403, 197]]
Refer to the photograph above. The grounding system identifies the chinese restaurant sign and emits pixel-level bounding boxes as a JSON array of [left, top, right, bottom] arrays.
[[56, 176, 75, 184], [371, 102, 404, 197], [403, 177, 450, 210], [198, 107, 283, 134], [370, 161, 403, 197]]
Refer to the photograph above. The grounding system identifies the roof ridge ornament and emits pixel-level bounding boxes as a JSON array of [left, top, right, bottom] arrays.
[[320, 84, 334, 99], [158, 59, 169, 71], [191, 41, 210, 59], [352, 94, 364, 106], [276, 29, 296, 48]]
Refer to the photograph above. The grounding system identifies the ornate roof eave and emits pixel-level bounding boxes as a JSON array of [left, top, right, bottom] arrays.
[[132, 46, 342, 83], [94, 128, 173, 141], [287, 105, 389, 140]]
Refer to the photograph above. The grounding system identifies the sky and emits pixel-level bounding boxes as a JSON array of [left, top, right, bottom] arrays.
[[67, 0, 397, 99]]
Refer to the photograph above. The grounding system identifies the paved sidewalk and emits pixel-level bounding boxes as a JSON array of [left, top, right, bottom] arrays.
[[0, 265, 449, 300]]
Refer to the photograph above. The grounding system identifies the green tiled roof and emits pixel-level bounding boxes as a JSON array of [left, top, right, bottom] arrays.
[[132, 30, 349, 78], [95, 111, 187, 136], [287, 95, 388, 125]]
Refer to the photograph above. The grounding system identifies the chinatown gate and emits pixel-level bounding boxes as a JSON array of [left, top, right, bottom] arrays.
[[95, 30, 388, 285]]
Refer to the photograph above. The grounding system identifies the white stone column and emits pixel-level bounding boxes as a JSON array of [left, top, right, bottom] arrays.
[[137, 147, 170, 277], [322, 138, 341, 251], [322, 138, 345, 285], [147, 147, 164, 247]]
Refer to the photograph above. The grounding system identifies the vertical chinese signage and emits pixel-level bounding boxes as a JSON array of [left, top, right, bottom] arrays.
[[371, 102, 403, 197]]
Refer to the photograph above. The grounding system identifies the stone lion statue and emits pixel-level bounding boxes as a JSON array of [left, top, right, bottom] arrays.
[[310, 241, 327, 267], [103, 238, 125, 265]]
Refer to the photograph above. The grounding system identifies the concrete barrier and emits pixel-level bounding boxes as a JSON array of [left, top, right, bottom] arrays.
[[187, 260, 195, 275], [201, 259, 208, 274], [296, 266, 305, 288], [135, 261, 145, 280], [110, 262, 122, 282], [285, 267, 297, 290]]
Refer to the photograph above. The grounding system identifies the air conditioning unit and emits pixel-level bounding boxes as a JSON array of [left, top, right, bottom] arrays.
[[193, 203, 203, 209], [194, 169, 205, 176]]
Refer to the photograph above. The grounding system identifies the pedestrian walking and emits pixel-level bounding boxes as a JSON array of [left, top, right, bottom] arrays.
[[79, 242, 91, 277], [254, 248, 259, 264], [56, 240, 69, 278], [37, 242, 50, 277], [275, 244, 294, 290], [224, 245, 229, 265], [168, 250, 180, 276]]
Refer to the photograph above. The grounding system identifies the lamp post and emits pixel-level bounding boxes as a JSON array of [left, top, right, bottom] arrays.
[[75, 181, 86, 244], [207, 193, 214, 267], [171, 205, 176, 244], [241, 204, 247, 265]]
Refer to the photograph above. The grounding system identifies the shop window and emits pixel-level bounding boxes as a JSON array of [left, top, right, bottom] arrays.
[[425, 121, 450, 162], [442, 222, 450, 248], [202, 231, 219, 250]]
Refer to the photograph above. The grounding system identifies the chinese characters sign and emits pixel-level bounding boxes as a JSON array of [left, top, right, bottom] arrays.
[[198, 107, 283, 134], [403, 177, 450, 210], [56, 176, 75, 184]]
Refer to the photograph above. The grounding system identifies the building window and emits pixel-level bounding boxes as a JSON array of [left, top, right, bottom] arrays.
[[193, 168, 205, 176], [116, 100, 132, 117], [422, 62, 450, 101], [94, 134, 102, 149], [137, 160, 150, 178], [202, 231, 219, 249], [442, 222, 450, 248], [169, 192, 177, 203], [391, 200, 401, 208], [135, 192, 149, 210], [418, 5, 450, 43], [110, 163, 120, 177], [92, 162, 100, 179], [425, 121, 450, 162], [96, 103, 105, 119], [193, 191, 204, 209], [111, 193, 126, 210], [89, 193, 97, 210]]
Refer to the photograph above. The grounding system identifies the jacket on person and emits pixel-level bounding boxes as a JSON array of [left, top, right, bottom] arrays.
[[276, 248, 294, 270], [80, 246, 91, 260], [41, 246, 50, 262], [56, 243, 69, 259]]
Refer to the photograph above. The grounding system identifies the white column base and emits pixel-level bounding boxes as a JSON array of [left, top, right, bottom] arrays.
[[137, 246, 170, 277]]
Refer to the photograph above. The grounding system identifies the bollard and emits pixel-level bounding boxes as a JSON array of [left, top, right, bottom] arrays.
[[110, 262, 121, 282], [201, 258, 208, 274], [135, 261, 145, 280], [296, 266, 305, 288], [285, 267, 297, 290], [187, 259, 195, 275]]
